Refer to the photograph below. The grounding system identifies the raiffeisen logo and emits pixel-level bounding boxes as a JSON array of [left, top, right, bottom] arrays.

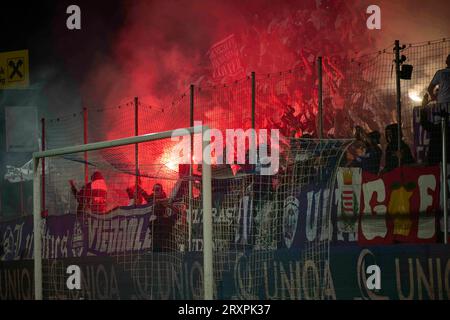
[[171, 122, 280, 176]]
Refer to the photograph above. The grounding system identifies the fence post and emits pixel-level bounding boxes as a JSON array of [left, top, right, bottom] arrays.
[[189, 85, 194, 252], [202, 125, 213, 300], [442, 103, 448, 244], [251, 71, 257, 165], [33, 157, 42, 300], [134, 97, 139, 206], [83, 107, 88, 184], [19, 170, 24, 216], [41, 118, 46, 216], [318, 57, 323, 139], [251, 71, 256, 130], [394, 40, 402, 167]]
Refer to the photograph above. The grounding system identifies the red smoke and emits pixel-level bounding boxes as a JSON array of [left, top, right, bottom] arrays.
[[76, 0, 379, 192], [82, 0, 374, 132]]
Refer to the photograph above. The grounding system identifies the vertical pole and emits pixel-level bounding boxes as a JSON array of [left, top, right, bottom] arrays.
[[251, 72, 257, 165], [134, 97, 139, 206], [442, 105, 448, 244], [188, 85, 194, 252], [33, 157, 42, 300], [251, 71, 256, 130], [41, 118, 45, 215], [19, 173, 24, 216], [190, 85, 195, 132], [83, 107, 88, 184], [317, 57, 324, 182], [318, 57, 323, 140], [202, 126, 213, 300], [394, 40, 402, 167]]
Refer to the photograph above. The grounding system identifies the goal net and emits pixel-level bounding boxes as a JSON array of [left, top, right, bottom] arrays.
[[33, 127, 351, 300], [202, 137, 352, 299], [33, 126, 213, 300]]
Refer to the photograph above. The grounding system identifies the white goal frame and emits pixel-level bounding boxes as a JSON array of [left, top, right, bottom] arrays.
[[32, 125, 213, 300]]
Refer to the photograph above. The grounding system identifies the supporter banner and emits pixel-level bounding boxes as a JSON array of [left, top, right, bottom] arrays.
[[189, 183, 332, 251], [1, 245, 449, 300], [359, 166, 441, 245], [0, 215, 33, 261], [0, 205, 159, 261], [285, 166, 442, 246], [207, 34, 245, 81], [0, 166, 444, 262]]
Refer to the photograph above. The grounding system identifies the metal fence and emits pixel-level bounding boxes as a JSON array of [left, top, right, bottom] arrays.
[[4, 37, 450, 230]]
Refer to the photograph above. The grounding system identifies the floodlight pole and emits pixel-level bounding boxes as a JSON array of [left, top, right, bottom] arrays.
[[394, 40, 402, 167]]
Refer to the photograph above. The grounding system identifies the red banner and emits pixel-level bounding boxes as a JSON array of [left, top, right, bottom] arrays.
[[357, 166, 441, 245], [207, 34, 245, 82]]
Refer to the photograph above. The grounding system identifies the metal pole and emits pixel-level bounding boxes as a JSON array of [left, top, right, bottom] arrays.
[[31, 126, 205, 299], [317, 57, 324, 182], [34, 126, 205, 159], [134, 97, 139, 206], [201, 126, 213, 300], [33, 157, 42, 300], [41, 118, 45, 215], [318, 57, 323, 139], [83, 107, 88, 184], [442, 104, 448, 244], [20, 174, 24, 216], [394, 40, 402, 167], [251, 72, 256, 130], [189, 85, 194, 251], [251, 71, 257, 165]]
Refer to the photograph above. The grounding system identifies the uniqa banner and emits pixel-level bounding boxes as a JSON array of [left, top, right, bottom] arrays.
[[0, 245, 449, 300]]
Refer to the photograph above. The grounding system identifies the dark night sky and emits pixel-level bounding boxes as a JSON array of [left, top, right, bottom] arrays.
[[1, 0, 450, 113], [0, 1, 126, 177], [1, 1, 449, 89], [0, 1, 124, 90], [1, 0, 450, 152]]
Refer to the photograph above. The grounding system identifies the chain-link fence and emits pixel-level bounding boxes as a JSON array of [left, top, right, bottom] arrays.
[[4, 37, 449, 225]]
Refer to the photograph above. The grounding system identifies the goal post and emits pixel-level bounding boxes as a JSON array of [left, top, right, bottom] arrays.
[[32, 125, 213, 300], [33, 122, 352, 300]]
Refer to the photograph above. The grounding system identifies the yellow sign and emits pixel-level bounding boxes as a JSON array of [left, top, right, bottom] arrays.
[[0, 49, 29, 89]]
